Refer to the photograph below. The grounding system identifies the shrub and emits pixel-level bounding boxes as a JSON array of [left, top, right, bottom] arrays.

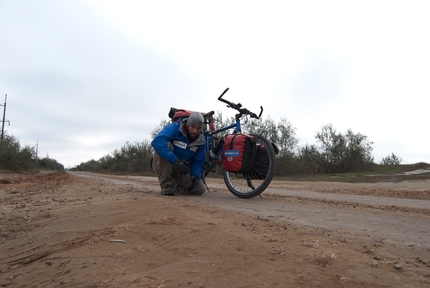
[[0, 133, 37, 171], [380, 153, 402, 165]]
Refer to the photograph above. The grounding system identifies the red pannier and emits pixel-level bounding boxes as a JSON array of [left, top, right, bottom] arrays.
[[223, 134, 256, 174]]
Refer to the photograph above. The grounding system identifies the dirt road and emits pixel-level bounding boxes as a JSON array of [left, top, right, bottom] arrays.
[[1, 171, 430, 287]]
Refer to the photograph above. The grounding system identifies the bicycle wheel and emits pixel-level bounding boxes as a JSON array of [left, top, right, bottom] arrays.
[[223, 133, 276, 198]]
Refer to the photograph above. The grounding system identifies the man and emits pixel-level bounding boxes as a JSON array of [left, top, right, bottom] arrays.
[[151, 112, 206, 196]]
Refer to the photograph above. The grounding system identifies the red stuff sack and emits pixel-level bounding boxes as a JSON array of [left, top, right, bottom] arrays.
[[223, 134, 256, 174], [168, 107, 216, 131]]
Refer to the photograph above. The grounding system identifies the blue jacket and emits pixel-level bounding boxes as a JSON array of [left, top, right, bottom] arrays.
[[151, 121, 206, 179]]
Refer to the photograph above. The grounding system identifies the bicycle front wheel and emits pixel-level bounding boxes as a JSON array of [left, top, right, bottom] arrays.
[[223, 134, 276, 199]]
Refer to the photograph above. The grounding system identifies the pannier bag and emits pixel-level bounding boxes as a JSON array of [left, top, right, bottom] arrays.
[[223, 134, 256, 174], [250, 142, 279, 179], [249, 144, 270, 179], [168, 107, 216, 131]]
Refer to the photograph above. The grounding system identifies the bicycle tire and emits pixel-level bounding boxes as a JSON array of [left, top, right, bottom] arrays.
[[223, 133, 276, 198]]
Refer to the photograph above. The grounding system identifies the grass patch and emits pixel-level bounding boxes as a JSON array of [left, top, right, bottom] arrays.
[[276, 163, 430, 183]]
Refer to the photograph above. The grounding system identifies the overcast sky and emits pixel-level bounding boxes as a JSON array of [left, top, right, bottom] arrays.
[[1, 0, 429, 168]]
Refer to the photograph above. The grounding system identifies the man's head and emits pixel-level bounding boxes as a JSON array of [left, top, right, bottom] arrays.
[[186, 112, 204, 140]]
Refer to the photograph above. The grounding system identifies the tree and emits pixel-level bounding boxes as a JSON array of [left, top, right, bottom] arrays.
[[150, 119, 170, 139], [297, 144, 322, 174], [0, 133, 38, 171], [242, 116, 298, 157], [380, 153, 402, 165], [38, 155, 64, 170], [343, 129, 374, 171], [315, 124, 374, 173]]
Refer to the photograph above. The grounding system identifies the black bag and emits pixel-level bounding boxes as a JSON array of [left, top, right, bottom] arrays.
[[223, 134, 256, 174], [250, 142, 279, 179], [249, 144, 270, 179]]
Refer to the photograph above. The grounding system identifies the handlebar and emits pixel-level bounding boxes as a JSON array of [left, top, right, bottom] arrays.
[[217, 88, 263, 119]]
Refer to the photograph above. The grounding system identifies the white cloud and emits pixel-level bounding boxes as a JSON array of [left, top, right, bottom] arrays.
[[1, 0, 429, 167]]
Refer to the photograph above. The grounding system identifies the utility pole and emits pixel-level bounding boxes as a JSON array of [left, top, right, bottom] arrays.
[[36, 140, 39, 161], [1, 94, 9, 144]]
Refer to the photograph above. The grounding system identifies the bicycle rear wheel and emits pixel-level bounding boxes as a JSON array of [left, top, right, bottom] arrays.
[[223, 133, 276, 198]]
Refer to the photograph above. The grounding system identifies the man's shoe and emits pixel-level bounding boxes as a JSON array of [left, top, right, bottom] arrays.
[[161, 188, 175, 196]]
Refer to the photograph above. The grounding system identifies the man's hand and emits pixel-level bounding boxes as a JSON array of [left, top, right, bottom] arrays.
[[172, 159, 190, 175], [187, 175, 199, 191]]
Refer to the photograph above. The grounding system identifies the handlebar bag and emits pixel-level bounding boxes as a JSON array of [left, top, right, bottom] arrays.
[[223, 134, 256, 174]]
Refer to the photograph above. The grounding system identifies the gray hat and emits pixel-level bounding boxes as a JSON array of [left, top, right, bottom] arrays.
[[187, 112, 204, 127]]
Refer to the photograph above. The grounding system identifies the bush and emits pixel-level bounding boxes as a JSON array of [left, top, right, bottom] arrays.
[[0, 133, 37, 172], [38, 156, 64, 170], [74, 140, 154, 173], [296, 144, 322, 174], [380, 153, 402, 165]]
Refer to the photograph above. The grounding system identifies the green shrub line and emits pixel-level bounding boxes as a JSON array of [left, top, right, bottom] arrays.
[[1, 114, 410, 175], [73, 115, 407, 177]]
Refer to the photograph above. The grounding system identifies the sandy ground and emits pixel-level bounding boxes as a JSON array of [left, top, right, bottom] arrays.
[[1, 170, 430, 287]]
